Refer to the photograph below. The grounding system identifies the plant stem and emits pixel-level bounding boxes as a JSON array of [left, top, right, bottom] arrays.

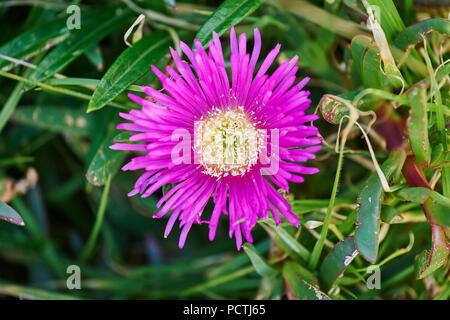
[[79, 175, 112, 263], [180, 266, 254, 297], [0, 70, 128, 111], [422, 42, 449, 197], [308, 144, 344, 270]]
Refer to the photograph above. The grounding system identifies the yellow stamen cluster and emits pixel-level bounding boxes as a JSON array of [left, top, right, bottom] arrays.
[[194, 107, 263, 179]]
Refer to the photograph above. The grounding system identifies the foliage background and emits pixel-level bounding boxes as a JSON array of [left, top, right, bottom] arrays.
[[0, 0, 448, 300]]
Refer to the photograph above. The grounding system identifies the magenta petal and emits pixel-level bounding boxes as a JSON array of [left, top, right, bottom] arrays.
[[111, 27, 322, 249]]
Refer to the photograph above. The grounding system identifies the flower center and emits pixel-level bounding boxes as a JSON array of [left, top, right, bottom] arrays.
[[194, 107, 263, 178]]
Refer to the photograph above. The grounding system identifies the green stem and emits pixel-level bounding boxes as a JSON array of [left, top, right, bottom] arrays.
[[308, 144, 344, 270], [45, 77, 142, 92], [0, 70, 128, 111], [180, 266, 254, 297], [0, 156, 34, 167], [422, 43, 449, 197], [79, 175, 112, 263]]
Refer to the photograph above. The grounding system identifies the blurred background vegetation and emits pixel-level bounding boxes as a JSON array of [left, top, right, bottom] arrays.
[[0, 0, 448, 300]]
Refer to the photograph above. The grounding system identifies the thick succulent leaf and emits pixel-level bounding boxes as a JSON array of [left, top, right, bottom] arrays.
[[0, 201, 24, 226], [394, 18, 450, 52], [426, 194, 450, 228], [319, 94, 351, 125], [362, 43, 383, 89], [401, 156, 450, 279], [355, 150, 405, 263], [319, 237, 358, 290], [195, 0, 266, 45], [407, 84, 431, 165], [283, 262, 330, 300], [415, 223, 449, 279], [395, 187, 432, 204]]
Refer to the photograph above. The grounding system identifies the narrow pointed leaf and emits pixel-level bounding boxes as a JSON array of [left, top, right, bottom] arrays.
[[87, 30, 171, 112], [28, 9, 131, 85], [265, 222, 310, 261], [291, 198, 351, 215], [0, 17, 68, 69], [0, 201, 24, 226], [195, 0, 266, 45], [243, 243, 278, 278], [319, 237, 358, 290]]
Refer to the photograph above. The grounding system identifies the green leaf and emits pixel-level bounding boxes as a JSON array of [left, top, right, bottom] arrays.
[[407, 85, 431, 165], [319, 94, 351, 125], [87, 30, 171, 113], [350, 35, 372, 87], [343, 0, 366, 21], [430, 191, 450, 209], [415, 226, 449, 279], [180, 266, 255, 297], [426, 194, 450, 228], [264, 222, 310, 261], [362, 43, 383, 89], [319, 237, 358, 290], [243, 243, 278, 278], [0, 17, 68, 69], [0, 53, 43, 133], [284, 261, 318, 287], [28, 9, 131, 85], [85, 45, 104, 72], [394, 18, 450, 52], [355, 150, 405, 263], [86, 130, 127, 187], [210, 240, 270, 277], [195, 0, 266, 45], [11, 106, 94, 137], [365, 0, 405, 40], [290, 198, 350, 214], [282, 262, 330, 300], [0, 82, 24, 134], [0, 283, 80, 300], [396, 187, 432, 204], [0, 201, 24, 226], [380, 206, 399, 223]]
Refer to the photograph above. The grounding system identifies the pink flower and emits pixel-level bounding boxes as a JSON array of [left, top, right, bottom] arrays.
[[111, 27, 322, 249]]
